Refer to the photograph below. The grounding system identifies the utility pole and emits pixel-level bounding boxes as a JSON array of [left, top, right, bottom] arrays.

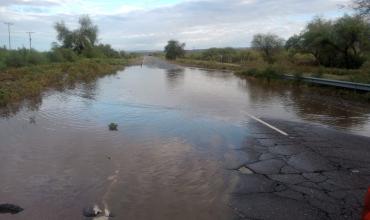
[[4, 22, 14, 50], [26, 32, 35, 50]]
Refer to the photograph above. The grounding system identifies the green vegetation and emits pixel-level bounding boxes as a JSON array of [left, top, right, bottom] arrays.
[[167, 14, 370, 85], [108, 123, 118, 131], [0, 15, 138, 106], [287, 15, 370, 69], [54, 15, 98, 54], [0, 59, 127, 106], [251, 34, 285, 64], [164, 40, 186, 60]]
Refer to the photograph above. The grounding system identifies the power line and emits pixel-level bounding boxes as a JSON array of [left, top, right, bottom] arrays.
[[4, 22, 14, 50], [26, 31, 35, 50]]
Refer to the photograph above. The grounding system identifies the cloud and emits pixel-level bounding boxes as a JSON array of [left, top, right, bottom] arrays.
[[0, 0, 352, 51], [0, 0, 59, 7]]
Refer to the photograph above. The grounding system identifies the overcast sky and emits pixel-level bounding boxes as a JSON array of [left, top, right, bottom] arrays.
[[0, 0, 352, 51]]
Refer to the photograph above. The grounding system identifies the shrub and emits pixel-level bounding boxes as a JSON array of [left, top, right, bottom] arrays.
[[47, 50, 65, 63], [244, 68, 259, 76], [291, 53, 317, 66], [27, 51, 47, 65], [260, 67, 281, 79], [361, 61, 370, 73], [0, 60, 6, 70], [59, 48, 78, 62], [0, 88, 9, 106], [312, 72, 323, 78], [5, 51, 27, 67], [108, 123, 118, 131]]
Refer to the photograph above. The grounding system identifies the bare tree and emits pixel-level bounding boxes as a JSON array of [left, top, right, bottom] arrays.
[[252, 34, 285, 63]]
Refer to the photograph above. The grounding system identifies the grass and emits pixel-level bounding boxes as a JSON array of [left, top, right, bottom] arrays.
[[175, 58, 241, 71], [0, 58, 128, 106], [174, 57, 370, 84]]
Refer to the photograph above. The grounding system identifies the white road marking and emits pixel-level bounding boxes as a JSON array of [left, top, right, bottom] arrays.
[[245, 112, 288, 136]]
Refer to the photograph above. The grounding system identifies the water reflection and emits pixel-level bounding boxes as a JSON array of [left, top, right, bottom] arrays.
[[238, 78, 370, 132], [0, 96, 42, 118], [165, 68, 185, 89], [1, 59, 370, 219], [1, 60, 370, 133]]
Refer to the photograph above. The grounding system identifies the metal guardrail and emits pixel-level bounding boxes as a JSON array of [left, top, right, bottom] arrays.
[[283, 75, 370, 92]]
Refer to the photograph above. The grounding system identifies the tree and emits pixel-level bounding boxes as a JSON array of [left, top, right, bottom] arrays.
[[299, 17, 335, 66], [285, 34, 302, 51], [289, 16, 370, 69], [332, 15, 370, 68], [54, 15, 98, 54], [353, 0, 370, 18], [251, 34, 285, 63], [164, 40, 185, 60]]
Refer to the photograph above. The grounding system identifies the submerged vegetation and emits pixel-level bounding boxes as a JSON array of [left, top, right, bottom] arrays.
[[108, 123, 118, 131], [0, 59, 127, 106], [0, 15, 138, 107]]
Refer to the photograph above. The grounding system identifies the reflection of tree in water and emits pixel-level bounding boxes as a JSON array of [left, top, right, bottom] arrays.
[[203, 69, 234, 80], [237, 77, 370, 129], [0, 80, 98, 118], [288, 86, 370, 129], [237, 78, 290, 104], [0, 96, 43, 118], [80, 81, 97, 100], [166, 68, 185, 88]]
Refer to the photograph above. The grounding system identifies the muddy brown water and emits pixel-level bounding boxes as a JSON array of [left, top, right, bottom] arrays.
[[1, 57, 370, 219]]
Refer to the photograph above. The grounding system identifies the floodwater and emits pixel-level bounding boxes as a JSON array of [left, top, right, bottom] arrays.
[[1, 57, 370, 219]]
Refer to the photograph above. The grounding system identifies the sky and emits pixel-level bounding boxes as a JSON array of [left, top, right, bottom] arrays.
[[0, 0, 352, 51]]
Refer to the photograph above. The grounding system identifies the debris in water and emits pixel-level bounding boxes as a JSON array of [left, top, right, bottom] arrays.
[[83, 205, 114, 219], [29, 116, 36, 124], [83, 205, 102, 217], [108, 123, 118, 131], [238, 166, 254, 174], [0, 204, 24, 214]]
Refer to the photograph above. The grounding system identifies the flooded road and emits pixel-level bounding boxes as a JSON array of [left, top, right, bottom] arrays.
[[1, 57, 370, 219]]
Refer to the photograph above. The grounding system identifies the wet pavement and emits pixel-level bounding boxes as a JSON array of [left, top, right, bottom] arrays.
[[0, 57, 369, 219], [230, 119, 370, 220]]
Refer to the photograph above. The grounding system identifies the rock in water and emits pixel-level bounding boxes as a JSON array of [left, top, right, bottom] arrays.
[[0, 204, 24, 214], [83, 205, 102, 217]]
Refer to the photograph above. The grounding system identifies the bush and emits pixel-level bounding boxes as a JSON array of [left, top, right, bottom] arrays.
[[3, 49, 48, 67], [27, 51, 47, 65], [108, 123, 118, 131], [81, 47, 103, 58], [361, 61, 370, 73], [59, 48, 78, 62], [5, 51, 27, 67], [260, 67, 281, 79], [0, 60, 6, 70], [312, 71, 323, 78], [291, 53, 317, 66], [238, 66, 281, 79], [293, 72, 304, 82], [0, 88, 7, 106], [47, 50, 65, 63], [243, 68, 259, 76]]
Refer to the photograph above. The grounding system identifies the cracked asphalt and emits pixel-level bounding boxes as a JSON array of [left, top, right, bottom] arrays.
[[228, 119, 370, 220]]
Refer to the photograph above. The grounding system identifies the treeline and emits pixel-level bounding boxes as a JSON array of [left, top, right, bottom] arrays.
[[286, 15, 369, 69], [169, 14, 370, 71], [0, 16, 136, 70]]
